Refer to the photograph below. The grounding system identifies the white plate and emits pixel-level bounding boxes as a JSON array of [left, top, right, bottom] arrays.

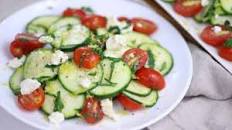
[[156, 0, 232, 74], [0, 0, 192, 130]]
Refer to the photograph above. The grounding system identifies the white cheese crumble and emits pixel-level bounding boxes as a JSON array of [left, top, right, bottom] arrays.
[[215, 14, 219, 19], [106, 35, 127, 51], [49, 50, 69, 65], [107, 17, 133, 34], [101, 99, 118, 121], [39, 35, 54, 43], [201, 0, 209, 6], [212, 26, 222, 33], [48, 112, 65, 125], [79, 78, 92, 88], [105, 35, 129, 58], [7, 55, 26, 69], [20, 79, 41, 95]]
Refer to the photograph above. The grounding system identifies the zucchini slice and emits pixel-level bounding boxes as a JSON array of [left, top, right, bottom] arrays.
[[100, 58, 115, 84], [23, 49, 57, 81], [51, 24, 90, 49], [41, 94, 56, 115], [90, 60, 131, 98], [125, 80, 152, 97], [220, 0, 232, 14], [58, 61, 103, 95], [139, 43, 173, 75], [9, 67, 24, 95], [44, 80, 85, 118], [123, 32, 159, 48], [26, 16, 60, 36], [122, 91, 158, 107], [48, 17, 80, 34]]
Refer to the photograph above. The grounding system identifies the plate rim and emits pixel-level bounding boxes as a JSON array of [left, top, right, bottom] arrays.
[[0, 0, 193, 129]]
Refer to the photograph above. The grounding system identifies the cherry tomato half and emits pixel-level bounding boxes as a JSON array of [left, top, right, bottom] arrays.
[[173, 0, 202, 17], [18, 88, 45, 111], [135, 67, 165, 90], [200, 26, 232, 46], [80, 97, 104, 124], [10, 33, 44, 57], [218, 47, 232, 61], [74, 47, 101, 69], [118, 16, 130, 22], [63, 8, 86, 20], [81, 15, 107, 30], [122, 48, 148, 71], [131, 18, 157, 35], [117, 94, 143, 111]]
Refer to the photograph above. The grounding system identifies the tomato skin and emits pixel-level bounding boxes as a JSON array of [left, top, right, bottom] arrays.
[[18, 88, 45, 111], [117, 94, 143, 111], [74, 47, 101, 69], [81, 15, 107, 30], [173, 0, 202, 17], [122, 48, 148, 71], [118, 16, 130, 22], [80, 97, 104, 124], [201, 26, 232, 46], [131, 18, 157, 35], [63, 8, 86, 19], [10, 41, 24, 57], [9, 33, 44, 57], [218, 47, 232, 61], [135, 67, 165, 90]]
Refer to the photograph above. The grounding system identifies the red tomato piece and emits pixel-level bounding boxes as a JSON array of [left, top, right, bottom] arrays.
[[122, 48, 148, 71], [74, 47, 101, 69], [10, 41, 24, 57], [117, 94, 143, 111], [9, 33, 44, 57], [135, 67, 165, 90], [81, 15, 107, 30], [63, 8, 86, 20], [131, 18, 157, 35], [200, 26, 232, 46], [18, 88, 45, 111], [173, 0, 202, 17], [118, 16, 130, 22], [219, 47, 232, 61], [80, 97, 104, 124]]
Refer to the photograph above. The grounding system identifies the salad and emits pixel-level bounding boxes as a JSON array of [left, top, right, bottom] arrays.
[[163, 0, 232, 61], [7, 7, 173, 125]]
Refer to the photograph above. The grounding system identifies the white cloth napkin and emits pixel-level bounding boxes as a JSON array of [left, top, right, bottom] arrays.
[[148, 44, 232, 130], [1, 0, 232, 130]]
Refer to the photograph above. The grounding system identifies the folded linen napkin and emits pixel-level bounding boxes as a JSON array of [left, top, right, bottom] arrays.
[[148, 44, 232, 130]]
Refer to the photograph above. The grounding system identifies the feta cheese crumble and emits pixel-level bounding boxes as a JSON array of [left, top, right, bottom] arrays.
[[107, 17, 133, 34], [39, 35, 54, 43], [101, 99, 118, 121], [7, 55, 26, 69], [49, 50, 69, 65], [80, 78, 92, 88], [212, 26, 222, 33], [20, 79, 41, 95], [104, 35, 129, 58], [48, 112, 65, 125], [201, 0, 209, 6], [106, 35, 127, 51]]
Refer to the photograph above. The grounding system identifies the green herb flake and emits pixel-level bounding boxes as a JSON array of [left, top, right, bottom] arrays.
[[147, 50, 155, 68], [81, 6, 94, 13], [54, 91, 64, 112], [224, 39, 232, 48], [108, 26, 121, 34]]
